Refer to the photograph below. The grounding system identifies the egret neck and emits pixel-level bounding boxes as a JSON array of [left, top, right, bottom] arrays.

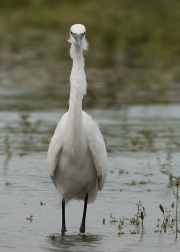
[[66, 42, 87, 149]]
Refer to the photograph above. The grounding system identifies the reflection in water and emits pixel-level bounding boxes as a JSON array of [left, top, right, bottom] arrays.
[[46, 233, 103, 252], [3, 156, 11, 170]]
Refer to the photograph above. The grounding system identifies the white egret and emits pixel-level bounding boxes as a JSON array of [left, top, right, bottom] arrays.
[[47, 24, 107, 234]]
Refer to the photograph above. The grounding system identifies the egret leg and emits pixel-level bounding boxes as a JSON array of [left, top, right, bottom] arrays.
[[79, 193, 88, 233], [61, 198, 67, 235]]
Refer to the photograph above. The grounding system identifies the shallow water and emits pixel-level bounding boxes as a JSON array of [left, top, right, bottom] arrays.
[[0, 105, 180, 252]]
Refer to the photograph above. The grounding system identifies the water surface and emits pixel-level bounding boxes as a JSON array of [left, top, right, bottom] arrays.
[[0, 105, 180, 251]]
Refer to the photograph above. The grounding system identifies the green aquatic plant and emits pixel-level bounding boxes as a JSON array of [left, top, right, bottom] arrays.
[[131, 180, 137, 186], [110, 213, 125, 234], [110, 213, 118, 223], [3, 135, 12, 169], [126, 201, 146, 227], [173, 177, 180, 239], [141, 211, 144, 230], [129, 129, 156, 152], [26, 215, 33, 222], [158, 204, 175, 233], [5, 182, 12, 186], [5, 112, 43, 153], [4, 135, 11, 158], [159, 204, 165, 221], [18, 112, 42, 152], [50, 234, 56, 240], [117, 217, 125, 235], [19, 112, 42, 134], [159, 204, 168, 233], [166, 127, 180, 150], [114, 201, 146, 235], [157, 150, 176, 187], [139, 130, 156, 151], [130, 229, 139, 235]]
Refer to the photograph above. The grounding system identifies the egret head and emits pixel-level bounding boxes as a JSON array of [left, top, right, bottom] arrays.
[[69, 24, 86, 47]]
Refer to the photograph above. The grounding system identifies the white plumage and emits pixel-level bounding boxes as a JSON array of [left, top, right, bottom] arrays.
[[47, 24, 107, 233]]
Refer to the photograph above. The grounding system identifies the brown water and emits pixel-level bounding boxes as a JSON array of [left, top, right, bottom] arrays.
[[0, 105, 180, 252]]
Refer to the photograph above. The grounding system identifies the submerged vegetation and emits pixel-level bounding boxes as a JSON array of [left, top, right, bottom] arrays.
[[157, 181, 180, 239], [157, 149, 180, 187], [157, 150, 175, 187], [1, 112, 48, 156], [158, 204, 175, 234], [110, 185, 179, 239], [174, 178, 180, 239], [26, 214, 33, 222], [110, 201, 146, 235]]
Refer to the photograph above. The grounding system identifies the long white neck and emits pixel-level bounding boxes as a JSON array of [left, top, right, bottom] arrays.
[[67, 42, 87, 130], [69, 43, 87, 103]]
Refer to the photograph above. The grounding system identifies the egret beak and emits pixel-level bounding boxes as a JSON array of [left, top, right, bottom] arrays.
[[74, 34, 82, 47]]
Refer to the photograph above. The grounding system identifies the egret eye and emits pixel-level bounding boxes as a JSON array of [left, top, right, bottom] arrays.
[[71, 31, 73, 35], [84, 32, 86, 35]]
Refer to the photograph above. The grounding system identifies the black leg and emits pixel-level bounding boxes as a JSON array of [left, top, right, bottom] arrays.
[[79, 193, 88, 233], [61, 198, 67, 235]]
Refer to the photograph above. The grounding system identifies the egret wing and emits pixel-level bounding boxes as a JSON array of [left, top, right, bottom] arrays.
[[47, 112, 68, 187], [83, 112, 107, 190]]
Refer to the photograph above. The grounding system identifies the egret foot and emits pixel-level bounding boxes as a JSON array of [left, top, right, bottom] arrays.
[[61, 198, 67, 235], [79, 193, 88, 233], [79, 224, 85, 234], [61, 227, 67, 235]]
